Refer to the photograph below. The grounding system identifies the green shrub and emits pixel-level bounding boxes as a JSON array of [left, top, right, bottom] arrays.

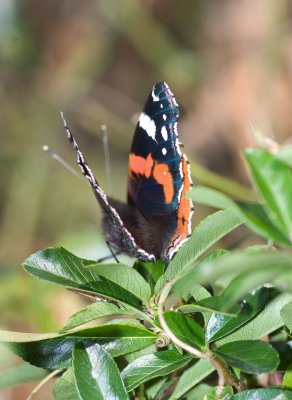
[[1, 145, 292, 399]]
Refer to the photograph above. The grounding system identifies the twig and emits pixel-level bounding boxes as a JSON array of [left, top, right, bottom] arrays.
[[157, 278, 245, 398], [26, 369, 61, 400]]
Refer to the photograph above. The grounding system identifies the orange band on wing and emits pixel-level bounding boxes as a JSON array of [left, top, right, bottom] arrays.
[[153, 163, 174, 203], [177, 156, 192, 237], [129, 153, 154, 178], [129, 153, 174, 204], [145, 154, 154, 178], [129, 154, 146, 175]]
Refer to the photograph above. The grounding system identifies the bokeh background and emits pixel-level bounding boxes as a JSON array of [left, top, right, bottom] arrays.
[[1, 1, 292, 398]]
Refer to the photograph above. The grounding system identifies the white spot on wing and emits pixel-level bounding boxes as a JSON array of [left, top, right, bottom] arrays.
[[152, 89, 159, 102], [162, 148, 167, 155], [161, 126, 168, 141], [163, 114, 167, 121], [160, 103, 163, 108], [139, 112, 157, 142], [164, 82, 178, 107]]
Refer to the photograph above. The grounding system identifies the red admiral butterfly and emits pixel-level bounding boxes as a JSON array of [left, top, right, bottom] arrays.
[[61, 82, 193, 262]]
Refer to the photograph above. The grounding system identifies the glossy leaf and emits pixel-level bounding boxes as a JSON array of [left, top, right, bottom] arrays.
[[165, 209, 243, 280], [244, 148, 292, 241], [163, 311, 205, 350], [73, 342, 129, 400], [206, 287, 271, 342], [0, 362, 48, 389], [169, 359, 215, 400], [281, 302, 292, 332], [86, 263, 151, 304], [121, 350, 192, 391], [215, 340, 279, 373], [53, 369, 79, 400], [231, 388, 292, 399], [62, 302, 135, 331], [5, 325, 156, 369], [23, 247, 142, 308]]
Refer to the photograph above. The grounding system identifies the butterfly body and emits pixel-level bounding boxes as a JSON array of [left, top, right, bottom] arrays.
[[62, 82, 193, 262]]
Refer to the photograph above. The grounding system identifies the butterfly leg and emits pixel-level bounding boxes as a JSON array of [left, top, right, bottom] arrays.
[[96, 241, 121, 263]]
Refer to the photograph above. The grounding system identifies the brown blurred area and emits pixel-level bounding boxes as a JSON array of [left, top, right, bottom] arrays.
[[1, 1, 292, 398]]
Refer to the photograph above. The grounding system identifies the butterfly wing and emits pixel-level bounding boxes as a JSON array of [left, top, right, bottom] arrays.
[[61, 113, 154, 262], [128, 82, 193, 260], [128, 81, 184, 214]]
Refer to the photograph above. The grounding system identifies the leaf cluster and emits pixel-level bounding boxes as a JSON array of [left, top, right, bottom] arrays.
[[1, 147, 292, 399]]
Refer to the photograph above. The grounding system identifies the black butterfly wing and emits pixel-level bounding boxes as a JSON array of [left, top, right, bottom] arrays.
[[61, 113, 154, 262], [127, 82, 193, 260]]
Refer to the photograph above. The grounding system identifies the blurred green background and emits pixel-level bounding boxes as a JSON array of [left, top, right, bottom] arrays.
[[1, 1, 292, 397]]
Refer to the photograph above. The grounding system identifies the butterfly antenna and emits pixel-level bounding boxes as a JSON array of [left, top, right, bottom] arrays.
[[60, 111, 109, 209], [101, 124, 112, 196], [43, 145, 89, 185]]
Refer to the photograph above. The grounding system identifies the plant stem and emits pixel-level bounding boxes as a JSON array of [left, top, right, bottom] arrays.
[[26, 369, 61, 400]]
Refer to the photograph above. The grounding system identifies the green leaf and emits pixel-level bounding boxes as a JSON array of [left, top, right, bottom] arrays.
[[190, 185, 236, 209], [0, 362, 48, 389], [204, 386, 233, 399], [175, 251, 292, 303], [206, 287, 271, 342], [217, 293, 292, 345], [237, 202, 291, 246], [163, 311, 205, 350], [145, 377, 168, 400], [276, 145, 292, 168], [231, 388, 292, 399], [281, 302, 292, 332], [73, 342, 129, 400], [176, 249, 227, 302], [53, 369, 79, 400], [4, 325, 156, 369], [134, 259, 165, 291], [165, 209, 243, 281], [189, 161, 255, 201], [214, 340, 279, 373], [86, 263, 151, 304], [244, 148, 292, 241], [179, 298, 238, 318], [62, 302, 135, 331], [185, 384, 211, 400], [189, 284, 212, 301], [191, 185, 291, 246], [169, 359, 215, 400], [23, 247, 142, 308], [284, 367, 292, 390], [0, 330, 60, 342], [121, 350, 191, 391]]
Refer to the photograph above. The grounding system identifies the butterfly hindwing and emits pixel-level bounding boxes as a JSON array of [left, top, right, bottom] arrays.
[[60, 113, 154, 262]]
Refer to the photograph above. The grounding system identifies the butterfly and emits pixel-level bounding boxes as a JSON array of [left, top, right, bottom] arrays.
[[61, 81, 193, 262]]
